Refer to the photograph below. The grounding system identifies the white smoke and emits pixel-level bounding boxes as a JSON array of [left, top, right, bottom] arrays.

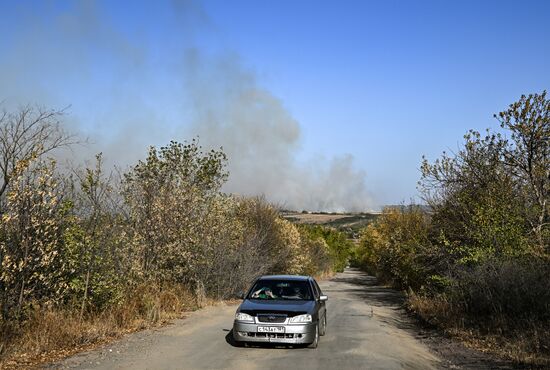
[[0, 1, 373, 211], [183, 51, 372, 211]]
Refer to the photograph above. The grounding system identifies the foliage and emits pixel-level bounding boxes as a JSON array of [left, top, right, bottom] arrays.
[[354, 206, 436, 290], [355, 91, 549, 288], [447, 256, 550, 325], [420, 129, 531, 264], [121, 140, 229, 282], [0, 158, 72, 320], [353, 91, 550, 363], [0, 126, 345, 363], [298, 225, 353, 272], [495, 91, 549, 253], [0, 105, 77, 205]]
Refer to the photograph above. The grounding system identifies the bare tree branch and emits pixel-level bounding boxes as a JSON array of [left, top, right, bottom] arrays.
[[0, 104, 80, 205]]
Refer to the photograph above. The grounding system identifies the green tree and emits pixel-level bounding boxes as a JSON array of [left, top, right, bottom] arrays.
[[495, 91, 549, 253], [420, 130, 529, 262], [298, 225, 352, 272], [355, 206, 434, 290]]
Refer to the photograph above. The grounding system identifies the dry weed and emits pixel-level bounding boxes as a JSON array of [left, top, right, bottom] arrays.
[[407, 292, 550, 366], [0, 283, 196, 369]]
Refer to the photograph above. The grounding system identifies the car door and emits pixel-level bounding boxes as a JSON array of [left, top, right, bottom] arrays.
[[310, 278, 326, 323]]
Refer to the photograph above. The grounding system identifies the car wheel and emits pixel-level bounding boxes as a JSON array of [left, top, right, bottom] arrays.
[[320, 314, 327, 336], [308, 323, 319, 349]]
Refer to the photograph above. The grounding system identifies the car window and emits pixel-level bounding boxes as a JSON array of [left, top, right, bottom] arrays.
[[247, 280, 313, 300]]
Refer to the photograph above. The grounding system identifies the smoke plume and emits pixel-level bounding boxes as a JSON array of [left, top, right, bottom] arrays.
[[183, 51, 371, 211], [0, 1, 373, 211]]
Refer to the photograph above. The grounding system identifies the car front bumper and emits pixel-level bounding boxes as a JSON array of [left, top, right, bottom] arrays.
[[232, 321, 317, 344]]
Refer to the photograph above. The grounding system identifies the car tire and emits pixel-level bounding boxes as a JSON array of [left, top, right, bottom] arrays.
[[320, 314, 327, 336], [308, 323, 319, 349]]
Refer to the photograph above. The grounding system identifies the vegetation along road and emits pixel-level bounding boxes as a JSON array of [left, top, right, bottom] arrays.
[[52, 269, 482, 370]]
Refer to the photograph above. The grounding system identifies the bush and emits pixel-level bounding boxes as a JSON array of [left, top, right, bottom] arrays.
[[354, 206, 437, 291], [0, 139, 346, 366], [298, 225, 353, 272], [408, 256, 550, 364], [356, 92, 550, 364], [448, 257, 550, 327]]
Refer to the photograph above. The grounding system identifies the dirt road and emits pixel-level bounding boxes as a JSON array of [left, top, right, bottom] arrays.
[[52, 270, 447, 369]]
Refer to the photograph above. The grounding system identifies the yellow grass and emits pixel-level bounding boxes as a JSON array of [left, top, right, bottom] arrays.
[[0, 284, 196, 369], [407, 292, 550, 367]]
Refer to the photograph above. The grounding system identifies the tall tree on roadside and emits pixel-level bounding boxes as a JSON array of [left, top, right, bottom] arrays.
[[0, 158, 71, 319], [122, 139, 228, 280], [419, 130, 527, 262], [0, 105, 77, 208], [71, 153, 117, 320], [495, 91, 549, 253]]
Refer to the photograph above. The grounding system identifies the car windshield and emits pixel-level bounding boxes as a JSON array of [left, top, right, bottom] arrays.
[[247, 280, 313, 301]]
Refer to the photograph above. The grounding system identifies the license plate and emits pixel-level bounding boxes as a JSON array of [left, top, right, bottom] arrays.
[[257, 326, 285, 333]]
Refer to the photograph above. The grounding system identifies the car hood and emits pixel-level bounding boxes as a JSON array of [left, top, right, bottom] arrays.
[[238, 299, 316, 316]]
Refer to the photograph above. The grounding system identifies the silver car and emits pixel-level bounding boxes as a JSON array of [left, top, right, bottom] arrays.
[[232, 275, 328, 348]]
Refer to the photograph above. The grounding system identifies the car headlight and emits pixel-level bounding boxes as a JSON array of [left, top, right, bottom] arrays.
[[235, 312, 254, 322], [289, 314, 312, 323]]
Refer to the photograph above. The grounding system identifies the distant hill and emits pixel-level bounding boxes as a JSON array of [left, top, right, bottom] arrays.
[[281, 211, 379, 237]]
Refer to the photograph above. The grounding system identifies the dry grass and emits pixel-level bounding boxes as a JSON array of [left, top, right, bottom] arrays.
[[404, 257, 550, 367], [314, 269, 336, 281], [284, 212, 354, 224], [408, 292, 550, 367], [0, 283, 197, 369]]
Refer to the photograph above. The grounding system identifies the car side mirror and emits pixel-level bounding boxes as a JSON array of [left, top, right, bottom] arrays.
[[236, 292, 245, 299], [320, 295, 328, 302]]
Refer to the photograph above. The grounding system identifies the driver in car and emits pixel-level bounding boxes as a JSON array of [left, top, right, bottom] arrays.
[[292, 286, 304, 299], [251, 287, 276, 299]]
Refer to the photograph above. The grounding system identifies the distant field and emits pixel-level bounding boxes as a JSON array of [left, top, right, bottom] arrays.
[[282, 212, 379, 234], [283, 213, 352, 224]]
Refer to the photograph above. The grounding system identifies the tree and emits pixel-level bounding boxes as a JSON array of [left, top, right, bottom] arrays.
[[0, 157, 71, 319], [122, 140, 228, 280], [355, 206, 434, 290], [0, 105, 77, 207], [71, 153, 119, 319], [419, 130, 528, 261], [495, 91, 549, 252]]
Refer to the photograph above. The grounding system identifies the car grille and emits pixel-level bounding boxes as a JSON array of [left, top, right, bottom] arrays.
[[247, 332, 295, 339], [257, 314, 287, 323]]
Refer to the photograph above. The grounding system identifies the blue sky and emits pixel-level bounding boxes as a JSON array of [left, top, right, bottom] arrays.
[[0, 0, 549, 209]]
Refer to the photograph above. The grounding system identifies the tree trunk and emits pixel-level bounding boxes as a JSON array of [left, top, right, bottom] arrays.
[[80, 267, 91, 322], [16, 239, 30, 317]]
